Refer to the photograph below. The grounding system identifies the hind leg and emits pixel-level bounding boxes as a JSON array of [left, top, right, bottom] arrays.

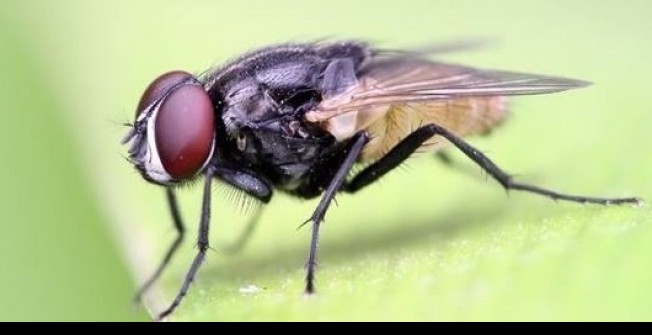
[[344, 123, 640, 206]]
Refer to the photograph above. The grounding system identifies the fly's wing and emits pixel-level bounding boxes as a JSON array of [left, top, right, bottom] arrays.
[[310, 57, 590, 115], [304, 56, 590, 161]]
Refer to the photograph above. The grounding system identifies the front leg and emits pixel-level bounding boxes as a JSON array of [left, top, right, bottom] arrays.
[[157, 169, 215, 320], [215, 167, 272, 253], [215, 166, 273, 203], [304, 132, 369, 294], [134, 187, 185, 304], [224, 206, 264, 254]]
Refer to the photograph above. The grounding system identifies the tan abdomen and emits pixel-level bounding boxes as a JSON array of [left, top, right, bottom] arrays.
[[360, 97, 508, 162]]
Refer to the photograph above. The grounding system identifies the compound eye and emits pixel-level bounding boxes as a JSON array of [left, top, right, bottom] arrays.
[[154, 83, 215, 180], [136, 71, 193, 117]]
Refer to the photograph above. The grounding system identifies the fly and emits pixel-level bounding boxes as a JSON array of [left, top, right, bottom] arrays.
[[122, 40, 641, 320]]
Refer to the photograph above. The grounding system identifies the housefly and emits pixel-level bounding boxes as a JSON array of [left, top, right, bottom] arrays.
[[122, 40, 641, 320]]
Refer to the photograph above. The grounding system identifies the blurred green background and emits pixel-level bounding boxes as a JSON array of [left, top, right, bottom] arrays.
[[1, 0, 651, 322]]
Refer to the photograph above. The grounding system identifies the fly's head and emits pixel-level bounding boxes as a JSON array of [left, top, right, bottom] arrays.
[[123, 71, 216, 186]]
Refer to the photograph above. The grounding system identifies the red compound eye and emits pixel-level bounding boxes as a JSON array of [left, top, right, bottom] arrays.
[[152, 81, 215, 180], [136, 71, 193, 117]]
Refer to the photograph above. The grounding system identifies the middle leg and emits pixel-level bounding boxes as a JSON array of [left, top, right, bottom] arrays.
[[304, 132, 369, 294]]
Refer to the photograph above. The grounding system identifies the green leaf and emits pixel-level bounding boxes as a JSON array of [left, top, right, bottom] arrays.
[[8, 0, 651, 321], [0, 10, 146, 322]]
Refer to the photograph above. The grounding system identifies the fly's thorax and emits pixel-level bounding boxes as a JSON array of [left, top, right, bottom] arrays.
[[223, 113, 333, 163], [219, 105, 337, 190]]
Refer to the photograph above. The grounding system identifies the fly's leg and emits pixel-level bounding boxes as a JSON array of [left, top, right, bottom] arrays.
[[157, 170, 214, 320], [435, 151, 453, 165], [134, 188, 185, 304], [344, 123, 641, 206], [223, 206, 264, 254], [304, 132, 369, 294]]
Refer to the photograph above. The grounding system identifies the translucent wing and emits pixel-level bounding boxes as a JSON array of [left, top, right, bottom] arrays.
[[314, 57, 590, 114], [305, 56, 590, 162]]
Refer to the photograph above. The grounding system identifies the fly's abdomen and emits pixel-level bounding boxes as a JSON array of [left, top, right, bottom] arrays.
[[360, 97, 507, 162]]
